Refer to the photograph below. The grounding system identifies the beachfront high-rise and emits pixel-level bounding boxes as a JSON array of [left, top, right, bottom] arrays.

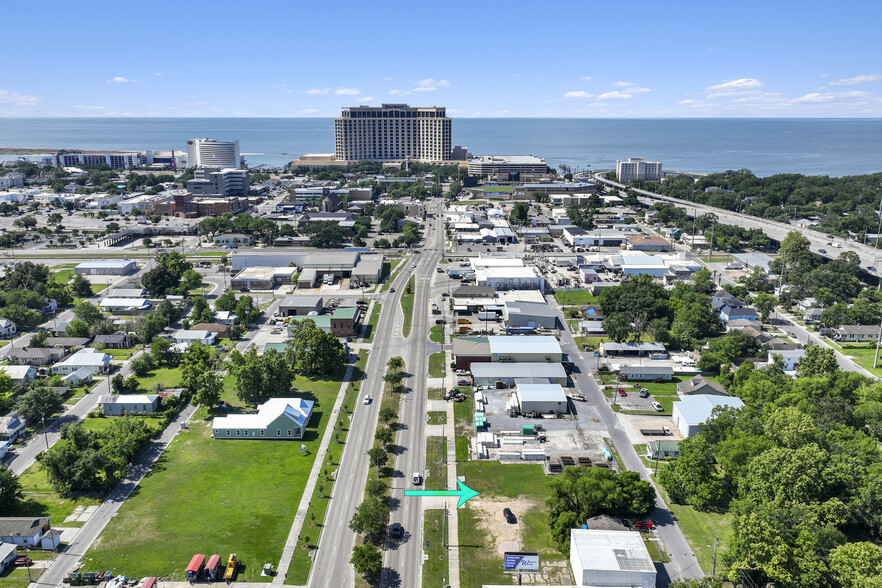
[[187, 138, 242, 169], [334, 104, 451, 163], [616, 157, 662, 183]]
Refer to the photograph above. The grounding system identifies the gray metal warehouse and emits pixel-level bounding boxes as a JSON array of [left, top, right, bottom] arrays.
[[516, 382, 568, 413], [75, 260, 137, 275], [471, 362, 567, 387]]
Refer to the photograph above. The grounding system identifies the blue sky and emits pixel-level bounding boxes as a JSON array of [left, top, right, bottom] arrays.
[[2, 0, 881, 117]]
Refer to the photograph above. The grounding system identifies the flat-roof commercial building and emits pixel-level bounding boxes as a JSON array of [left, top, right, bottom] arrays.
[[672, 394, 745, 438], [334, 104, 451, 163], [231, 267, 297, 290], [476, 266, 545, 291], [187, 138, 241, 169], [516, 382, 568, 414], [278, 295, 323, 317], [569, 529, 656, 588], [488, 335, 562, 363], [470, 362, 567, 386], [75, 260, 137, 275], [289, 306, 360, 337], [616, 157, 662, 184], [503, 301, 556, 330], [516, 182, 594, 200], [467, 155, 547, 181], [187, 167, 249, 197]]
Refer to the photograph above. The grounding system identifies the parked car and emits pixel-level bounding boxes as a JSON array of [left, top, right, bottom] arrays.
[[14, 557, 32, 567], [639, 388, 650, 398], [435, 319, 444, 325], [819, 248, 827, 254], [390, 522, 402, 538], [633, 520, 654, 530], [651, 401, 664, 412], [869, 266, 878, 272], [503, 508, 517, 524], [617, 388, 627, 396]]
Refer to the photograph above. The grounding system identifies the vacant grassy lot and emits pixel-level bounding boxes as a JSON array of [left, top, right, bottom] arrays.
[[423, 509, 449, 588], [427, 411, 446, 426], [363, 302, 382, 344], [79, 415, 167, 436], [85, 364, 348, 581], [380, 258, 404, 293], [104, 347, 141, 360], [453, 391, 472, 462], [553, 289, 600, 306], [827, 342, 882, 377], [654, 483, 731, 575], [428, 352, 445, 378], [52, 268, 75, 282], [425, 436, 447, 491], [430, 324, 444, 343], [473, 185, 514, 193], [10, 462, 102, 525], [458, 462, 570, 588], [400, 274, 416, 337], [134, 367, 183, 393]]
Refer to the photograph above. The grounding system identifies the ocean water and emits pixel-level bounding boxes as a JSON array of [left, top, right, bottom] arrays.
[[1, 117, 880, 177]]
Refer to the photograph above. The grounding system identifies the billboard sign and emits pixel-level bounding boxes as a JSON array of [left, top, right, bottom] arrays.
[[503, 552, 539, 571]]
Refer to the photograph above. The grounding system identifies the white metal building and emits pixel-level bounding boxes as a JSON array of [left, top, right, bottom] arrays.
[[488, 336, 562, 362], [476, 266, 545, 291], [75, 260, 137, 275], [672, 394, 745, 438], [569, 529, 656, 587], [471, 362, 567, 386], [516, 383, 568, 414], [503, 301, 556, 329]]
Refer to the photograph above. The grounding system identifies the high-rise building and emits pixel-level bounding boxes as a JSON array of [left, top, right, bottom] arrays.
[[334, 104, 451, 162], [186, 166, 249, 197], [187, 138, 242, 169], [616, 157, 662, 183], [53, 152, 141, 169]]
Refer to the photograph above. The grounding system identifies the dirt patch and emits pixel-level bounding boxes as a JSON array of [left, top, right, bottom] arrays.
[[469, 497, 536, 557]]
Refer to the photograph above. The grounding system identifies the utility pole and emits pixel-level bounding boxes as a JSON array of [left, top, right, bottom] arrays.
[[690, 207, 697, 252], [876, 183, 882, 249], [706, 215, 716, 263], [873, 312, 882, 369], [711, 537, 720, 577]]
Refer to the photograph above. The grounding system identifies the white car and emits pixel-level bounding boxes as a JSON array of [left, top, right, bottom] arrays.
[[651, 401, 664, 412], [363, 395, 372, 405]]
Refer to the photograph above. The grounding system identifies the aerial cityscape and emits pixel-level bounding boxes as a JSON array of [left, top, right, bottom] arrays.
[[0, 2, 881, 588]]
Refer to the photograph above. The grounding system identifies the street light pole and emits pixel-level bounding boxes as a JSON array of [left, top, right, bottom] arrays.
[[41, 414, 49, 451]]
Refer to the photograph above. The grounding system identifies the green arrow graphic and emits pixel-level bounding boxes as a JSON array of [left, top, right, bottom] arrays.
[[404, 479, 480, 509]]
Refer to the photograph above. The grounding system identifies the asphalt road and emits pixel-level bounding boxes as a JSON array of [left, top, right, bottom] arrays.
[[547, 296, 704, 584]]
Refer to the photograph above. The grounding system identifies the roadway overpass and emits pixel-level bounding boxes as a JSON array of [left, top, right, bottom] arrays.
[[594, 174, 882, 278]]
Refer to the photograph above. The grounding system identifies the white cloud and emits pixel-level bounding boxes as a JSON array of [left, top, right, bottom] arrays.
[[828, 74, 882, 86], [613, 81, 633, 87], [679, 99, 698, 105], [629, 87, 652, 94], [580, 76, 592, 81], [334, 87, 361, 95], [73, 105, 105, 110], [793, 90, 871, 103], [306, 88, 330, 95], [107, 76, 135, 84], [388, 89, 407, 96], [819, 73, 830, 78], [301, 109, 320, 114], [361, 97, 375, 102], [596, 91, 634, 100], [383, 77, 391, 81], [413, 86, 436, 92], [563, 91, 594, 99], [0, 89, 39, 106], [416, 78, 451, 88], [706, 78, 764, 92]]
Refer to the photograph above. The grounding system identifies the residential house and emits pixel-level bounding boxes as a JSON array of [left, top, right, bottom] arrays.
[[0, 518, 62, 549], [44, 337, 90, 348], [0, 319, 15, 338], [672, 395, 745, 437], [51, 348, 111, 376], [212, 397, 315, 440], [0, 543, 18, 574], [742, 325, 773, 344], [711, 297, 743, 313], [174, 329, 216, 346], [676, 375, 728, 396], [190, 323, 231, 338], [766, 338, 803, 351], [720, 305, 758, 322], [803, 307, 824, 323], [599, 342, 666, 357], [5, 347, 65, 366], [833, 325, 882, 343], [725, 318, 756, 331], [62, 368, 93, 387], [99, 394, 161, 415], [619, 365, 674, 381], [769, 349, 806, 373], [214, 310, 234, 325], [0, 366, 36, 385], [93, 334, 132, 349], [646, 440, 680, 460], [0, 414, 26, 441]]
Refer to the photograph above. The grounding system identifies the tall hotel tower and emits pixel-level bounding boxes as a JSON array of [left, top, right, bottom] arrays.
[[334, 104, 451, 163]]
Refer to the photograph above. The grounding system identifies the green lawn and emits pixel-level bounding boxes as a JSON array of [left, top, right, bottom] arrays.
[[52, 268, 75, 282], [134, 367, 183, 393], [428, 388, 445, 400], [10, 462, 101, 525], [430, 324, 444, 344], [363, 302, 382, 344], [91, 283, 110, 294], [104, 347, 141, 360], [473, 185, 514, 193], [422, 510, 449, 588], [428, 352, 445, 378], [826, 342, 882, 377], [427, 411, 447, 426], [400, 274, 416, 338], [79, 415, 167, 436], [553, 289, 600, 306], [86, 364, 349, 581], [380, 259, 404, 293], [457, 462, 571, 588], [453, 392, 473, 462], [425, 436, 447, 491]]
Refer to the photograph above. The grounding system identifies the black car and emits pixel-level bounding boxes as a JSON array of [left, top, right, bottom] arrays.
[[819, 248, 827, 254], [503, 508, 516, 524], [391, 522, 402, 538], [869, 266, 878, 272], [435, 319, 444, 325]]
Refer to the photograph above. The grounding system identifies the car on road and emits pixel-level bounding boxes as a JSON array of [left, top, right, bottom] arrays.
[[363, 395, 372, 405], [819, 248, 827, 253], [390, 522, 403, 538], [503, 508, 516, 524], [412, 472, 422, 485], [390, 287, 395, 293], [651, 401, 664, 412], [617, 388, 627, 396], [411, 263, 417, 268], [633, 520, 654, 530], [869, 266, 878, 272]]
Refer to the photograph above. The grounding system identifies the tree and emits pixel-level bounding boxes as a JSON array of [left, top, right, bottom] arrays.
[[383, 370, 405, 391], [753, 293, 777, 322], [349, 496, 390, 540], [65, 319, 91, 338], [602, 313, 631, 343], [796, 345, 839, 378], [828, 542, 882, 588], [15, 387, 63, 425], [286, 319, 345, 375], [697, 351, 725, 374], [73, 301, 103, 325], [235, 295, 259, 328], [12, 215, 37, 231], [367, 446, 387, 472], [190, 296, 215, 324], [70, 273, 94, 298], [375, 426, 394, 447], [130, 355, 153, 377], [378, 406, 398, 425], [350, 544, 382, 582], [214, 289, 238, 312], [658, 435, 724, 510], [387, 357, 404, 370], [308, 223, 345, 248], [0, 468, 23, 515], [229, 348, 295, 405], [194, 371, 223, 408], [509, 202, 529, 225]]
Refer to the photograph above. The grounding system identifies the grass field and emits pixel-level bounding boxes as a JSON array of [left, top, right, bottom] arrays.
[[10, 462, 102, 525], [52, 268, 75, 282], [363, 302, 382, 344], [473, 185, 514, 193], [826, 341, 882, 376], [422, 510, 449, 588], [380, 259, 404, 293], [425, 436, 447, 491], [553, 289, 600, 306], [134, 367, 183, 393], [428, 352, 445, 378], [85, 363, 349, 581], [428, 388, 445, 400], [104, 347, 141, 360], [453, 391, 472, 462], [458, 462, 571, 588], [430, 324, 444, 344], [400, 274, 416, 337], [427, 411, 447, 426]]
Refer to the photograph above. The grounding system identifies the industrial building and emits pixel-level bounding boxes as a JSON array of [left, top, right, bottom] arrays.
[[230, 267, 298, 290], [334, 104, 451, 162], [476, 266, 545, 291], [502, 301, 556, 329], [569, 529, 656, 588], [672, 395, 745, 437], [74, 260, 137, 275], [230, 252, 383, 284], [278, 295, 324, 317], [470, 362, 567, 387], [488, 336, 562, 363], [516, 382, 568, 414]]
